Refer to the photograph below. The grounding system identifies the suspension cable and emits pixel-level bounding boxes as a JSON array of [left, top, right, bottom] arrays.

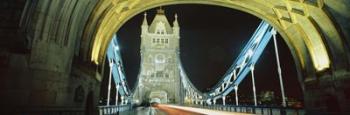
[[272, 29, 287, 107]]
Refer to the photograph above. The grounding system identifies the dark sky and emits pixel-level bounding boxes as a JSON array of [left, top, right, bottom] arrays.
[[116, 4, 303, 100]]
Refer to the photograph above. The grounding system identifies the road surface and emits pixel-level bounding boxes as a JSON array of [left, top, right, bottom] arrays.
[[123, 104, 251, 115]]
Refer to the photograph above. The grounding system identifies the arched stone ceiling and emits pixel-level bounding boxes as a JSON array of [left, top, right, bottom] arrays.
[[25, 0, 350, 78], [82, 0, 349, 75]]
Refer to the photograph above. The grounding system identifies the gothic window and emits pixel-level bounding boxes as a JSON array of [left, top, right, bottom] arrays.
[[153, 38, 156, 43], [157, 39, 160, 43], [165, 39, 168, 43], [156, 71, 163, 77], [161, 39, 164, 43]]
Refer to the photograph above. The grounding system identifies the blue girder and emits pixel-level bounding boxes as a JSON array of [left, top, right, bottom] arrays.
[[106, 35, 131, 97], [207, 21, 275, 99]]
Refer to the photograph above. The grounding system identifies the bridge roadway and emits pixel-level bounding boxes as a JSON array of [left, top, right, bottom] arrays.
[[122, 104, 251, 115]]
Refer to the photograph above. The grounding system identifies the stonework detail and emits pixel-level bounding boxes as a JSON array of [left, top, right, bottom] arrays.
[[133, 9, 181, 104]]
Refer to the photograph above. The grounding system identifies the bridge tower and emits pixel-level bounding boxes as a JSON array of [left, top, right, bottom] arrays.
[[133, 8, 182, 104]]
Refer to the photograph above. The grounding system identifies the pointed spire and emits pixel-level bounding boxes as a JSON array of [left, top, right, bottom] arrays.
[[141, 12, 148, 35], [172, 13, 180, 37], [173, 13, 179, 27], [142, 12, 148, 26]]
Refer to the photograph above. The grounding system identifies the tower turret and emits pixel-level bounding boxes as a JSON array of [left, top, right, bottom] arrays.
[[173, 14, 180, 38], [141, 12, 148, 54], [141, 12, 148, 35]]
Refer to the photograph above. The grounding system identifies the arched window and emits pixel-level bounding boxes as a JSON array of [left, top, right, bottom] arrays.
[[156, 71, 163, 77]]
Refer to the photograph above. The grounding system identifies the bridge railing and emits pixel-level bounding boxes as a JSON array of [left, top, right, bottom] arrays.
[[98, 104, 132, 115], [188, 104, 305, 115]]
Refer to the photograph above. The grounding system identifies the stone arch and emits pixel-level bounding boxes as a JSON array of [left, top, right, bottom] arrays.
[[78, 1, 350, 113], [25, 0, 350, 81], [84, 1, 349, 81], [20, 0, 350, 114]]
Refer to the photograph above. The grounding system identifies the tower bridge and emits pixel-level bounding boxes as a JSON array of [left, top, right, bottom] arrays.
[[133, 9, 182, 104], [1, 0, 350, 115]]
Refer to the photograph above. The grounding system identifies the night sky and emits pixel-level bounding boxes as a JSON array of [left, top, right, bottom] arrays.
[[116, 4, 303, 101]]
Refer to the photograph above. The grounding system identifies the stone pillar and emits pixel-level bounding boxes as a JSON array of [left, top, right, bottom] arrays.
[[303, 71, 350, 114]]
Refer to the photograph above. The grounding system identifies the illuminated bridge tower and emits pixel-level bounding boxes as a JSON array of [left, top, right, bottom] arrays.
[[133, 9, 182, 104]]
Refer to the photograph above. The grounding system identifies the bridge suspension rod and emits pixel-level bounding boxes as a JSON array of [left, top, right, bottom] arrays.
[[107, 60, 113, 106], [272, 29, 287, 107], [250, 65, 257, 106], [234, 69, 239, 106], [116, 83, 120, 106], [106, 35, 133, 102]]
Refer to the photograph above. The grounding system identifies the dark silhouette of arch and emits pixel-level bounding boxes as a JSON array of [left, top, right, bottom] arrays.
[[85, 91, 95, 115], [325, 94, 340, 114]]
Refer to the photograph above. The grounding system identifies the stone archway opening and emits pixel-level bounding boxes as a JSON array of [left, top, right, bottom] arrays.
[[2, 0, 349, 114], [114, 4, 304, 107], [85, 0, 349, 114]]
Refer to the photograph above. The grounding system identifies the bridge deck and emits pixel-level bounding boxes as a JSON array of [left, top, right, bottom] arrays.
[[158, 104, 252, 115], [122, 104, 251, 115]]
